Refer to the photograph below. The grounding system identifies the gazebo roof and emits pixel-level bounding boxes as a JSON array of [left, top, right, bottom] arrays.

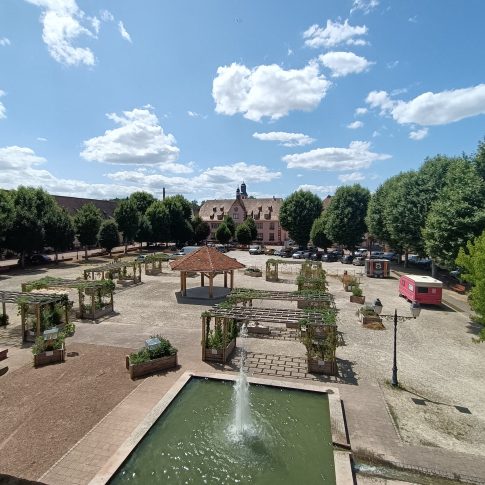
[[170, 246, 245, 272]]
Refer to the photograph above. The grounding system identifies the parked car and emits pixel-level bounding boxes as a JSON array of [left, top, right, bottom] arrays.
[[280, 249, 293, 258], [370, 251, 385, 258], [322, 253, 339, 262], [249, 245, 264, 255], [134, 254, 147, 262], [355, 248, 368, 256], [215, 245, 227, 253], [352, 256, 366, 266], [408, 256, 432, 269], [19, 254, 52, 265], [310, 250, 325, 261], [382, 252, 398, 262], [340, 255, 354, 264], [292, 250, 306, 259]]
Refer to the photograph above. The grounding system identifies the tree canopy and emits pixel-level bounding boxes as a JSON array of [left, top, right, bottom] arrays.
[[115, 198, 140, 250], [146, 201, 171, 243], [192, 216, 210, 243], [244, 217, 258, 241], [129, 191, 156, 215], [98, 220, 120, 255], [235, 222, 252, 245], [74, 203, 103, 259], [310, 211, 332, 250], [215, 223, 232, 244], [223, 215, 236, 237], [44, 206, 75, 261], [325, 185, 370, 250], [280, 190, 322, 247]]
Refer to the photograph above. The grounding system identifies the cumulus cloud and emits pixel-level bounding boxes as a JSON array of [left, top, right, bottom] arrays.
[[297, 184, 338, 196], [118, 21, 132, 43], [187, 110, 207, 119], [100, 10, 114, 22], [347, 120, 363, 129], [283, 141, 390, 171], [409, 127, 428, 140], [0, 90, 6, 119], [303, 19, 368, 48], [366, 84, 485, 126], [350, 0, 379, 15], [252, 131, 315, 147], [319, 51, 373, 78], [0, 37, 10, 46], [80, 106, 184, 172], [212, 61, 330, 121], [355, 107, 367, 116], [338, 171, 365, 182], [25, 0, 96, 66]]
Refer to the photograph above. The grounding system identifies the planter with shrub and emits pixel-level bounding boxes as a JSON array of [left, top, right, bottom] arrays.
[[357, 305, 383, 326], [126, 335, 177, 379], [244, 267, 262, 277], [350, 285, 365, 304], [32, 332, 66, 367]]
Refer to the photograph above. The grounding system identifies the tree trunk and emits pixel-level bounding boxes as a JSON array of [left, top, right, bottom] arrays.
[[84, 246, 88, 261], [124, 242, 128, 254], [55, 251, 59, 263], [404, 250, 408, 268], [431, 260, 437, 278], [20, 251, 25, 269]]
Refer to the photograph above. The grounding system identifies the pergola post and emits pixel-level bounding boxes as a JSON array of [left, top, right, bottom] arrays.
[[91, 291, 96, 319], [21, 304, 26, 342], [78, 288, 84, 318], [110, 290, 114, 311], [201, 273, 205, 287], [36, 304, 41, 337], [64, 300, 69, 326], [183, 272, 187, 296]]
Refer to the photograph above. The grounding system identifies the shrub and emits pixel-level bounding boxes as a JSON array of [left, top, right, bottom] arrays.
[[352, 285, 363, 297], [32, 332, 65, 355], [128, 336, 176, 364], [357, 305, 378, 317], [0, 314, 9, 326]]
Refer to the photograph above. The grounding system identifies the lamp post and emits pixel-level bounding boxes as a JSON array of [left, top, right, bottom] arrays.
[[373, 298, 421, 387]]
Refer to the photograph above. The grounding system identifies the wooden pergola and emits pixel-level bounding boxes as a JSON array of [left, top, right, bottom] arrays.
[[22, 278, 115, 320], [144, 253, 170, 275], [228, 288, 336, 309], [170, 246, 245, 298], [265, 259, 305, 282], [83, 260, 142, 284], [0, 290, 70, 342]]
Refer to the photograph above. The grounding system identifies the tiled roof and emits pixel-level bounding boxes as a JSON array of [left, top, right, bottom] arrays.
[[198, 199, 235, 220], [54, 195, 119, 219], [170, 246, 245, 272], [241, 198, 283, 221]]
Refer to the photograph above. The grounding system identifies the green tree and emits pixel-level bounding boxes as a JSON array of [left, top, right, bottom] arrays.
[[146, 201, 171, 244], [162, 195, 193, 245], [456, 231, 485, 342], [74, 203, 103, 260], [137, 214, 153, 248], [44, 206, 75, 262], [0, 190, 14, 248], [244, 217, 258, 241], [98, 220, 120, 255], [215, 223, 232, 244], [114, 199, 140, 253], [235, 222, 252, 245], [280, 190, 322, 247], [223, 215, 236, 238], [325, 185, 370, 250], [423, 159, 485, 269], [192, 216, 210, 244], [129, 191, 156, 215], [310, 212, 332, 250], [473, 136, 485, 180], [4, 187, 57, 267]]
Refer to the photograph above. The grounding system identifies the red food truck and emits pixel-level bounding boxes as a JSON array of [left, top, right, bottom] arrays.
[[398, 275, 443, 305]]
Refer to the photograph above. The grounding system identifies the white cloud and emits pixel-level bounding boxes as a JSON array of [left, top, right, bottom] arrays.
[[90, 16, 100, 35], [355, 107, 367, 116], [408, 15, 418, 23], [212, 61, 330, 121], [297, 174, 303, 177], [118, 21, 132, 43], [338, 171, 365, 182], [319, 51, 373, 77], [386, 60, 399, 69], [409, 127, 428, 140], [372, 130, 380, 137], [80, 106, 184, 172], [252, 131, 315, 147], [0, 37, 11, 46], [100, 10, 114, 22], [350, 0, 379, 14], [287, 48, 293, 56], [0, 90, 6, 119], [25, 0, 96, 66], [347, 120, 363, 129], [366, 84, 485, 126], [303, 19, 368, 48], [187, 110, 207, 119], [37, 137, 48, 142], [297, 184, 337, 196], [283, 141, 390, 171]]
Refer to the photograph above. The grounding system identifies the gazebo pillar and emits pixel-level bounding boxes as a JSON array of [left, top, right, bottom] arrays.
[[224, 271, 228, 288], [209, 274, 214, 298], [230, 270, 234, 289], [201, 273, 205, 287]]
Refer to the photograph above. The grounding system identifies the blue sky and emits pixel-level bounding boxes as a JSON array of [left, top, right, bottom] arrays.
[[1, 0, 485, 201]]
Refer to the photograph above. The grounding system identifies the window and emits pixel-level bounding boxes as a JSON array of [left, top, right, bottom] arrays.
[[269, 222, 275, 230], [269, 233, 274, 241], [233, 213, 239, 220], [417, 287, 429, 293], [256, 222, 263, 229], [257, 232, 263, 241], [234, 207, 238, 212]]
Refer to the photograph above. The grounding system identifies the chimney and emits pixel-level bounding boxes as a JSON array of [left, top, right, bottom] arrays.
[[162, 187, 166, 200]]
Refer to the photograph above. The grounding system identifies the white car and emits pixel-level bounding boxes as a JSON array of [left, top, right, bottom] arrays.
[[249, 245, 263, 255]]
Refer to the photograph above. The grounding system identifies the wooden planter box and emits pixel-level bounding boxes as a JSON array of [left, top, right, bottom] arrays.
[[361, 314, 382, 325], [248, 324, 270, 335], [286, 321, 300, 330], [34, 345, 65, 367], [307, 356, 336, 375], [350, 295, 365, 304], [92, 305, 114, 319], [145, 268, 162, 276], [343, 284, 354, 292], [265, 274, 279, 282], [245, 270, 262, 277], [203, 339, 236, 363], [297, 300, 330, 310], [126, 353, 177, 379], [117, 277, 140, 286], [0, 348, 8, 361]]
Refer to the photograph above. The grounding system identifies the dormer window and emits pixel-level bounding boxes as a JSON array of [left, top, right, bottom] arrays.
[[213, 207, 217, 212]]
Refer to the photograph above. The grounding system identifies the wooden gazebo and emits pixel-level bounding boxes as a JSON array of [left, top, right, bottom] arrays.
[[170, 246, 245, 298]]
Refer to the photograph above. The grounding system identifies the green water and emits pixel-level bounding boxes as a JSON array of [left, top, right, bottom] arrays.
[[110, 378, 336, 485]]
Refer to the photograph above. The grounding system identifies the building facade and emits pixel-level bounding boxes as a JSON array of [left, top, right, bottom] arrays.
[[198, 184, 288, 244]]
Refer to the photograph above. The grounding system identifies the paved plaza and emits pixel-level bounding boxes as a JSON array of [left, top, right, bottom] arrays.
[[0, 251, 484, 484]]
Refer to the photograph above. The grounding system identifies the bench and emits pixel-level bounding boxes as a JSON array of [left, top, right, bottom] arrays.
[[450, 284, 466, 294]]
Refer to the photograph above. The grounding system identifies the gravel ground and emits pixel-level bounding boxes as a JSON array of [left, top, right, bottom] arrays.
[[0, 343, 138, 480], [0, 250, 484, 479]]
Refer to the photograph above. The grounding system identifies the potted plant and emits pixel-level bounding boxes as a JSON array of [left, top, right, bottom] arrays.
[[204, 319, 238, 362], [32, 332, 66, 367], [126, 335, 177, 379], [357, 305, 383, 326], [343, 275, 357, 292], [302, 326, 337, 375], [0, 314, 9, 327], [244, 266, 262, 277], [350, 285, 365, 304]]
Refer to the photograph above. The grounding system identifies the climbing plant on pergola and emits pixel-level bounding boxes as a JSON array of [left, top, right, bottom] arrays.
[[144, 253, 170, 275], [83, 260, 142, 284], [265, 259, 305, 282], [296, 262, 328, 292], [22, 277, 115, 320], [0, 290, 71, 342]]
